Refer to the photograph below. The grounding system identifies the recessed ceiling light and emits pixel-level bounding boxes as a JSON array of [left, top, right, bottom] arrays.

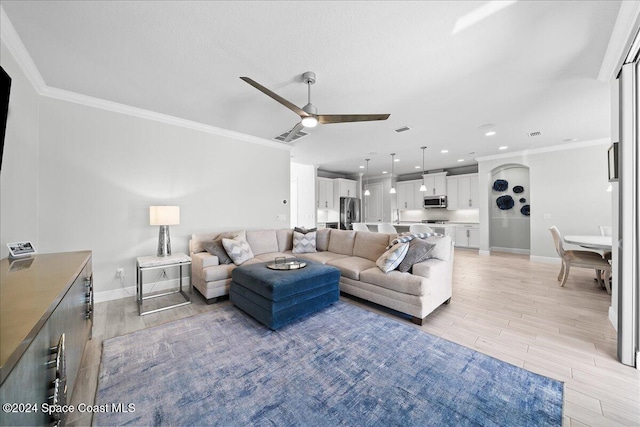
[[441, 149, 449, 154], [478, 124, 496, 136], [394, 158, 400, 162], [368, 151, 378, 155], [359, 165, 365, 169], [499, 146, 508, 150], [485, 131, 496, 136], [563, 138, 577, 142], [382, 171, 388, 174], [457, 159, 464, 162], [414, 165, 420, 169]]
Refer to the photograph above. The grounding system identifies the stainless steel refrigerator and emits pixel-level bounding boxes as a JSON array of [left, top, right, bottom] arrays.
[[339, 197, 361, 230]]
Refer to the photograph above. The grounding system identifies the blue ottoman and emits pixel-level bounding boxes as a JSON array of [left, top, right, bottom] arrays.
[[230, 259, 340, 330]]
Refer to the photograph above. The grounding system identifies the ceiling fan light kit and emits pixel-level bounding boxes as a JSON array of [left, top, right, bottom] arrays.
[[240, 71, 390, 142]]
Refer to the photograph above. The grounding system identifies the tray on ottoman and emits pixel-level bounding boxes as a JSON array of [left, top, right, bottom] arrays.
[[230, 259, 340, 330]]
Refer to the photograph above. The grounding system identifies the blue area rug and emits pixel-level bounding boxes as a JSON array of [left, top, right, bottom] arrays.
[[95, 302, 563, 426]]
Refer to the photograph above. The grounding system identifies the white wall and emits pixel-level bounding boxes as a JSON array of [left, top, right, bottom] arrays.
[[478, 141, 612, 260], [290, 162, 316, 229], [1, 43, 292, 297], [0, 42, 39, 255]]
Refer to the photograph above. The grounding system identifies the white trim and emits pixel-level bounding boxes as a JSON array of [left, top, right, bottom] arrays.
[[94, 278, 187, 303], [478, 250, 491, 256], [490, 246, 530, 255], [598, 1, 640, 82], [529, 255, 561, 265], [0, 6, 46, 92], [609, 306, 618, 331], [475, 138, 610, 163], [0, 6, 290, 152]]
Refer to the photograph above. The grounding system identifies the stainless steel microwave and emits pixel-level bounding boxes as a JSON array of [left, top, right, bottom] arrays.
[[424, 195, 447, 208]]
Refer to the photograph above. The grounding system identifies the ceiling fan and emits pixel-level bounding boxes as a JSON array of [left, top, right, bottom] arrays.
[[240, 71, 390, 142]]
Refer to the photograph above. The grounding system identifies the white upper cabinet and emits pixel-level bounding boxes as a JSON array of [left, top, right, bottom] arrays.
[[317, 177, 334, 209], [397, 180, 423, 210], [446, 173, 479, 210], [334, 178, 358, 198], [422, 172, 447, 196]]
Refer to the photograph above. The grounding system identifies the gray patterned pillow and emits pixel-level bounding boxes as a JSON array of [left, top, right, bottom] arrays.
[[292, 231, 317, 254], [222, 238, 254, 265], [396, 238, 437, 273], [202, 238, 233, 264], [376, 242, 409, 273]]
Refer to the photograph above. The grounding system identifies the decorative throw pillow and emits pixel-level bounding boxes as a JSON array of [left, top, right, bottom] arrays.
[[222, 238, 254, 265], [425, 235, 452, 261], [202, 238, 233, 265], [292, 231, 317, 254], [387, 232, 434, 249], [294, 226, 317, 234], [396, 238, 437, 273], [376, 242, 409, 273]]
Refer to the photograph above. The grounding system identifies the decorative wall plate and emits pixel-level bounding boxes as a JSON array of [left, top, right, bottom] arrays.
[[493, 179, 508, 192], [513, 185, 524, 193], [496, 195, 515, 210], [521, 205, 530, 216]]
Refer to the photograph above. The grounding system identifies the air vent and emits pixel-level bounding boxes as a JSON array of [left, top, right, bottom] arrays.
[[273, 127, 309, 144], [527, 131, 542, 137], [394, 126, 412, 133]]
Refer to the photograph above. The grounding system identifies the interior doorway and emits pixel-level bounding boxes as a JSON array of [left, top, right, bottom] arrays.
[[364, 183, 383, 223], [489, 164, 531, 254]]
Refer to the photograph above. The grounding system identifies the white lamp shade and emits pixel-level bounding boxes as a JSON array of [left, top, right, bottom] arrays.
[[150, 206, 180, 225]]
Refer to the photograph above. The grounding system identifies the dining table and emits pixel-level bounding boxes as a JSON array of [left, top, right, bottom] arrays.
[[564, 235, 613, 251]]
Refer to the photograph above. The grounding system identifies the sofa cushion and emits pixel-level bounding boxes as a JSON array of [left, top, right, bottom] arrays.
[[294, 226, 317, 234], [203, 263, 237, 282], [202, 239, 233, 265], [295, 251, 350, 264], [327, 229, 356, 256], [293, 231, 317, 254], [376, 242, 409, 273], [222, 238, 255, 265], [191, 230, 245, 254], [353, 232, 391, 262], [246, 230, 279, 256], [316, 228, 331, 251], [360, 267, 428, 297], [326, 256, 376, 281], [396, 238, 437, 273], [254, 252, 293, 262], [276, 229, 293, 252]]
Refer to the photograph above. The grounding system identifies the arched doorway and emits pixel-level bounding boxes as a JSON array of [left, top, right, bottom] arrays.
[[489, 164, 531, 254]]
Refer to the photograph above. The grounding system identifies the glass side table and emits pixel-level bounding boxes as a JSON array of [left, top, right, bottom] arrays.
[[136, 253, 192, 316]]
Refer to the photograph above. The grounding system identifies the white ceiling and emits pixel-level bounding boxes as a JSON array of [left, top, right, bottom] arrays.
[[2, 1, 621, 176]]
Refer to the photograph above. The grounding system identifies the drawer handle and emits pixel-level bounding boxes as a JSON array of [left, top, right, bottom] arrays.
[[47, 334, 67, 425]]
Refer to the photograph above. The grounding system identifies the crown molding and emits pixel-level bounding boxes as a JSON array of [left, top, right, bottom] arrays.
[[0, 6, 290, 152], [598, 1, 640, 82], [475, 137, 610, 162]]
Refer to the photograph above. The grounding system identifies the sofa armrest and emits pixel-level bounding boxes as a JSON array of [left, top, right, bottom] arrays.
[[192, 252, 219, 273], [412, 258, 449, 279]]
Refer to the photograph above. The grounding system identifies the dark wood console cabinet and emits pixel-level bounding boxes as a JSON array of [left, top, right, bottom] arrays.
[[0, 251, 93, 426]]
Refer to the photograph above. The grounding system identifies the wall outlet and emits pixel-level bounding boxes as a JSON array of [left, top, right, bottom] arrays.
[[116, 268, 124, 278]]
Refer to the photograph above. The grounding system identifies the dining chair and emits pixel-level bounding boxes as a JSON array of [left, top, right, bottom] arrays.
[[549, 226, 612, 294], [351, 223, 370, 232], [377, 223, 398, 234], [409, 224, 433, 234]]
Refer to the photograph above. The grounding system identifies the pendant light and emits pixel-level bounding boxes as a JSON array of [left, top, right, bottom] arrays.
[[419, 146, 427, 192], [364, 159, 371, 196], [389, 153, 396, 194]]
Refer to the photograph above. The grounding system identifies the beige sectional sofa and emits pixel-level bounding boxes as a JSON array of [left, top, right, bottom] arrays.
[[189, 228, 454, 325]]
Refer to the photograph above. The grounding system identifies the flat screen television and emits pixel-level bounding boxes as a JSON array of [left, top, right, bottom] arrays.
[[0, 65, 12, 171]]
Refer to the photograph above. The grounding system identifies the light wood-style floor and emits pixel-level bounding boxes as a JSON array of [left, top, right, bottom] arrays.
[[67, 250, 639, 427]]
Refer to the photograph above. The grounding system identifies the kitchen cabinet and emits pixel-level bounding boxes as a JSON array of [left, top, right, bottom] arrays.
[[454, 225, 480, 248], [422, 172, 447, 196], [447, 173, 479, 210], [317, 177, 334, 209], [397, 180, 423, 210], [334, 178, 357, 198]]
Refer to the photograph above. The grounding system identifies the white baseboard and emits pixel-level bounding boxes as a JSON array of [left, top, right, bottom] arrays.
[[94, 279, 183, 303], [478, 250, 491, 256], [490, 246, 531, 255], [608, 306, 618, 331], [529, 255, 561, 265]]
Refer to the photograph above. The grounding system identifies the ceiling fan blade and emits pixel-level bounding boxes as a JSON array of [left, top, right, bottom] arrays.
[[283, 122, 305, 143], [318, 113, 390, 124], [240, 77, 309, 117]]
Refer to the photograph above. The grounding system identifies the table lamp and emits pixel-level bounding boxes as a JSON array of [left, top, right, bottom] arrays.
[[150, 206, 180, 256]]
